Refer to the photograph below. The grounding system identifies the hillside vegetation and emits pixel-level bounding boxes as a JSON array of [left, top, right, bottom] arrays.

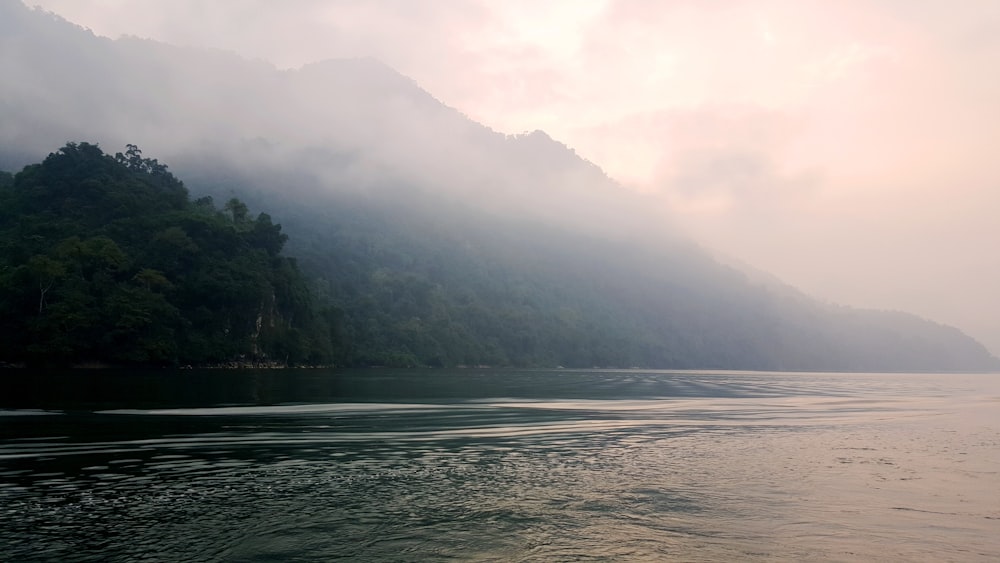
[[0, 143, 336, 366], [2, 144, 997, 371], [198, 160, 998, 372]]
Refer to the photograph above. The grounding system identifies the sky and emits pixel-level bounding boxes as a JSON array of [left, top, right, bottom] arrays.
[[24, 0, 1000, 355]]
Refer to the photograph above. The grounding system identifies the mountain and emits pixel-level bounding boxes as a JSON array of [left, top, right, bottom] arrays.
[[1, 1, 997, 371]]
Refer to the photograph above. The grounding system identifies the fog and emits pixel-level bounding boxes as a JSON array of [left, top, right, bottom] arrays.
[[11, 0, 1000, 355]]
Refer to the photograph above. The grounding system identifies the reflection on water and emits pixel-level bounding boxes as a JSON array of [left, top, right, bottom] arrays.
[[1, 369, 998, 561]]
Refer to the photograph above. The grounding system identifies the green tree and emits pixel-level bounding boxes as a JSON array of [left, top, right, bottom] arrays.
[[0, 143, 340, 367]]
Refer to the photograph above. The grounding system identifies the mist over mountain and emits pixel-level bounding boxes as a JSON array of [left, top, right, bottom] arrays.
[[2, 1, 997, 371]]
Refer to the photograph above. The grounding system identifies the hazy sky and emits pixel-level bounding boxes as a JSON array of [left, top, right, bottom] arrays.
[[24, 0, 1000, 355]]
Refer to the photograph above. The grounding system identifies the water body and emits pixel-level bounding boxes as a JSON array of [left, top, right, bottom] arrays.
[[1, 369, 998, 561]]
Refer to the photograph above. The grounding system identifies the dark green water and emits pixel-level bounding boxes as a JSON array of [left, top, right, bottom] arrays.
[[1, 369, 998, 561]]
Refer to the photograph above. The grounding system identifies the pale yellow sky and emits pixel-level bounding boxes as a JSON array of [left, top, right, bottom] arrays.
[[24, 0, 1000, 354]]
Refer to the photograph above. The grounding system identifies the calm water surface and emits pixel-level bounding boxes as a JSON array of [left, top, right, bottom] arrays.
[[1, 369, 998, 561]]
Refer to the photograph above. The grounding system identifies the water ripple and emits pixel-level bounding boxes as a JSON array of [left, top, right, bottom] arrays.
[[1, 369, 998, 561]]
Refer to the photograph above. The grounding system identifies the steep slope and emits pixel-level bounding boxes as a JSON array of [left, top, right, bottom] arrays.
[[177, 156, 997, 371], [1, 2, 997, 371]]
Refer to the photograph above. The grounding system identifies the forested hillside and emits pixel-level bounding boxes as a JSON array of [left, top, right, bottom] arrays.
[[1, 144, 997, 371], [0, 143, 337, 367], [187, 160, 999, 372]]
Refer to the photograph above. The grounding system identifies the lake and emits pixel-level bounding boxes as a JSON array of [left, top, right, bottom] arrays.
[[1, 369, 998, 561]]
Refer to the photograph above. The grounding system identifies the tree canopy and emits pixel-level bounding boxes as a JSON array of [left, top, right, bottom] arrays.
[[0, 143, 336, 367]]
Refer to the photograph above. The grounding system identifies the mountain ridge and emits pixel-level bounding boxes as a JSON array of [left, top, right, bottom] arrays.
[[1, 0, 997, 371]]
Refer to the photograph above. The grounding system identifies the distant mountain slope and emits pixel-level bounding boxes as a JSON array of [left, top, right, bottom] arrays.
[[1, 1, 997, 371]]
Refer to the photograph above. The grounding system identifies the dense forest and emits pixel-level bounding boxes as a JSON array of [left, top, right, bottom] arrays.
[[180, 155, 1000, 373], [0, 143, 337, 367], [2, 143, 998, 371], [1, 144, 997, 371]]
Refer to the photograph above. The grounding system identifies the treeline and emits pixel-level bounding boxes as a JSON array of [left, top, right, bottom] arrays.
[[2, 144, 996, 371], [0, 143, 338, 367]]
